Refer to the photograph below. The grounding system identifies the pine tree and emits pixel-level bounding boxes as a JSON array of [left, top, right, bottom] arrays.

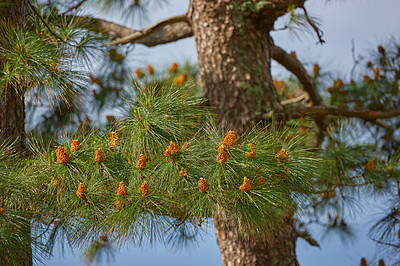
[[1, 1, 400, 265]]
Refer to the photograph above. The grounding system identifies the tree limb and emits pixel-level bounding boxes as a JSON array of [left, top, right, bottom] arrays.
[[287, 106, 400, 121], [72, 15, 193, 47], [105, 14, 189, 46], [270, 39, 322, 105]]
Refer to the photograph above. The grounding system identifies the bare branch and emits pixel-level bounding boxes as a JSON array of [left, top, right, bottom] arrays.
[[281, 94, 308, 106], [72, 15, 193, 47], [287, 106, 400, 121], [270, 40, 322, 105], [105, 14, 189, 46]]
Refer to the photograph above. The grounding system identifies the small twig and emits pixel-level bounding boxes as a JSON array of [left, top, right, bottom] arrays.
[[301, 6, 325, 45], [63, 0, 87, 14], [27, 0, 79, 48], [370, 237, 400, 248]]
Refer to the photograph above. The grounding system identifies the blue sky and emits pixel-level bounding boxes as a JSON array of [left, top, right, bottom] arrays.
[[47, 0, 400, 265]]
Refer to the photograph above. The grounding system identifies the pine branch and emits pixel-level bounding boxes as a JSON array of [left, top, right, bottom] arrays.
[[27, 1, 79, 48], [105, 14, 188, 46]]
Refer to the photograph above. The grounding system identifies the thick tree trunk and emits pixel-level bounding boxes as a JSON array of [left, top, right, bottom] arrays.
[[189, 0, 284, 132], [0, 87, 26, 153], [214, 215, 299, 266], [0, 0, 27, 153], [189, 1, 299, 265], [0, 1, 32, 265]]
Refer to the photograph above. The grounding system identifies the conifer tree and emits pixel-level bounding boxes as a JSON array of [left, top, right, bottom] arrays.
[[1, 1, 400, 265]]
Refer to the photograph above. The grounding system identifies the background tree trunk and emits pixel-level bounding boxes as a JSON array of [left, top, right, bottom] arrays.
[[0, 87, 26, 153], [189, 1, 298, 265], [0, 1, 32, 265], [0, 0, 27, 153]]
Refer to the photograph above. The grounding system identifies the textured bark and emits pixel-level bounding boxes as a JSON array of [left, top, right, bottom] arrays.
[[189, 1, 300, 265], [189, 0, 285, 131], [0, 1, 32, 265], [0, 87, 26, 153], [0, 0, 27, 153], [214, 214, 299, 266]]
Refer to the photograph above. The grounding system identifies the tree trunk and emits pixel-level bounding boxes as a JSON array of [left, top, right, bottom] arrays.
[[189, 0, 284, 132], [0, 0, 27, 153], [214, 214, 299, 266], [189, 1, 299, 265], [0, 1, 32, 265], [0, 87, 26, 153]]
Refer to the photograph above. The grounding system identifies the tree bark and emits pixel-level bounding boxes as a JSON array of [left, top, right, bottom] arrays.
[[0, 1, 32, 265], [0, 87, 26, 153], [0, 0, 27, 153], [214, 214, 299, 266], [189, 1, 299, 265], [189, 0, 284, 132]]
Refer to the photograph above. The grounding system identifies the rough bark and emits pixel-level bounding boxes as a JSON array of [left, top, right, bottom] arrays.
[[0, 0, 27, 153], [0, 87, 26, 153], [214, 214, 299, 266], [189, 1, 299, 265], [0, 1, 32, 265], [189, 0, 286, 131]]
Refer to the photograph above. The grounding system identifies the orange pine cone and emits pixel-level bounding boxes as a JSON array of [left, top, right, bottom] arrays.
[[360, 258, 367, 266], [366, 160, 375, 172], [109, 131, 119, 147], [76, 183, 87, 199], [335, 79, 343, 90], [223, 130, 237, 147], [198, 178, 209, 192], [52, 178, 60, 188], [115, 199, 124, 211], [182, 142, 189, 149], [245, 143, 256, 159], [164, 141, 180, 161], [136, 154, 147, 170], [71, 140, 81, 154], [364, 75, 372, 84], [146, 64, 154, 75], [374, 67, 380, 79], [55, 146, 70, 164], [0, 207, 5, 214], [169, 62, 178, 73], [95, 148, 105, 163], [239, 177, 251, 192], [135, 68, 145, 79], [276, 149, 289, 161], [179, 168, 188, 177], [217, 142, 228, 163], [313, 63, 320, 77], [139, 181, 150, 198], [173, 73, 187, 85], [117, 181, 128, 196]]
